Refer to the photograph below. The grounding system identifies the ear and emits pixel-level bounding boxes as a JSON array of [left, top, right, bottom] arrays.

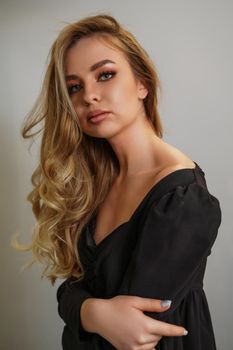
[[137, 79, 148, 100]]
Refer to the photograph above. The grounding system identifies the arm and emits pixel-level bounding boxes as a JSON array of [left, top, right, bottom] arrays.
[[57, 273, 188, 350], [117, 182, 222, 322], [56, 276, 97, 345]]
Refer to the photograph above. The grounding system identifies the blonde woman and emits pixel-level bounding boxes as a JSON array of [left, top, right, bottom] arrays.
[[15, 14, 222, 350]]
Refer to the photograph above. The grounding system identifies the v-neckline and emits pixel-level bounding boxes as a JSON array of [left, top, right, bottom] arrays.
[[87, 161, 202, 248]]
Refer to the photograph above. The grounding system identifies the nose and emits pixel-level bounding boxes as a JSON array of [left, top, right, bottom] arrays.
[[82, 83, 100, 105]]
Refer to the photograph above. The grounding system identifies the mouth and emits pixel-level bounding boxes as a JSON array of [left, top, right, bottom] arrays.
[[87, 109, 109, 120], [89, 112, 110, 123]]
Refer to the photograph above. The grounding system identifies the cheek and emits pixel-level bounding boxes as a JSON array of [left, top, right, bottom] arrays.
[[70, 99, 86, 125], [70, 104, 87, 131], [107, 79, 138, 111]]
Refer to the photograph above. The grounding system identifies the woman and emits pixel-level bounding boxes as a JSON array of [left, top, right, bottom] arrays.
[[14, 13, 222, 350]]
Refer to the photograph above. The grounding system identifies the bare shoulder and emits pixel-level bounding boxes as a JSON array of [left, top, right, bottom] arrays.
[[156, 142, 196, 181]]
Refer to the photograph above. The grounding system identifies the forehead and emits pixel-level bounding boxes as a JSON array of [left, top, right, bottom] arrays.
[[65, 35, 129, 75]]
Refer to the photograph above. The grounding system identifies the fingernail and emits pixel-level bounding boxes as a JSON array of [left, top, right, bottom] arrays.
[[160, 300, 172, 308], [183, 329, 188, 336]]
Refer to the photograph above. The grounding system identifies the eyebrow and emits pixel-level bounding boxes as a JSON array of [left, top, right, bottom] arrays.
[[65, 59, 116, 82]]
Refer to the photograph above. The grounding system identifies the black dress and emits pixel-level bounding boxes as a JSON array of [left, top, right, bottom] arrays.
[[57, 161, 222, 349]]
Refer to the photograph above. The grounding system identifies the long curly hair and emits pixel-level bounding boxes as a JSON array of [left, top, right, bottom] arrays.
[[11, 13, 164, 286]]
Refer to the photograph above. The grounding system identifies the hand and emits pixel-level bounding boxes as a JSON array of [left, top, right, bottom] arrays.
[[84, 295, 187, 350]]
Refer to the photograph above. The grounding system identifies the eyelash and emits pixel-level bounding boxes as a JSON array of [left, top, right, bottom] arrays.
[[67, 70, 117, 96]]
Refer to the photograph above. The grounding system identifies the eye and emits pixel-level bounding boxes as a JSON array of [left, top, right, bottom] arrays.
[[98, 70, 116, 81], [67, 70, 116, 96], [67, 83, 82, 95]]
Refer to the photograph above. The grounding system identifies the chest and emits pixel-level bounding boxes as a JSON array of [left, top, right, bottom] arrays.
[[92, 159, 196, 246], [92, 174, 163, 245]]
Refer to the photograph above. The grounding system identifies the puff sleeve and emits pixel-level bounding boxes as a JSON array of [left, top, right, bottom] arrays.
[[117, 182, 222, 321], [56, 276, 94, 347]]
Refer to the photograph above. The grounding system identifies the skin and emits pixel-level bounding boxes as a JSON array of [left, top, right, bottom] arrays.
[[65, 35, 191, 349]]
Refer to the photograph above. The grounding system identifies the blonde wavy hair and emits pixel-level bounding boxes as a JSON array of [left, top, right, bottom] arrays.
[[11, 13, 164, 286]]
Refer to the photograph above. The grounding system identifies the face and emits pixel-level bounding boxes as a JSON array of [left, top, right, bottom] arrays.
[[64, 35, 148, 139]]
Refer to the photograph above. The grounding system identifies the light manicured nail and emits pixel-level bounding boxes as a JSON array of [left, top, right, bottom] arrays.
[[183, 329, 188, 336], [160, 300, 172, 307]]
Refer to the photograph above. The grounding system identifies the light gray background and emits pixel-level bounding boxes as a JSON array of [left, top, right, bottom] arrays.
[[1, 1, 232, 349]]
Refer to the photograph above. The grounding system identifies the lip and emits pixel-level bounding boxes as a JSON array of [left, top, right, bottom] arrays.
[[89, 112, 110, 123], [87, 109, 109, 120]]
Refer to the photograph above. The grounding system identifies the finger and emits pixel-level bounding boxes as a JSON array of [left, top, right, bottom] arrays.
[[134, 297, 172, 312], [134, 333, 161, 350], [140, 342, 159, 350], [149, 319, 188, 337], [137, 333, 161, 344]]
